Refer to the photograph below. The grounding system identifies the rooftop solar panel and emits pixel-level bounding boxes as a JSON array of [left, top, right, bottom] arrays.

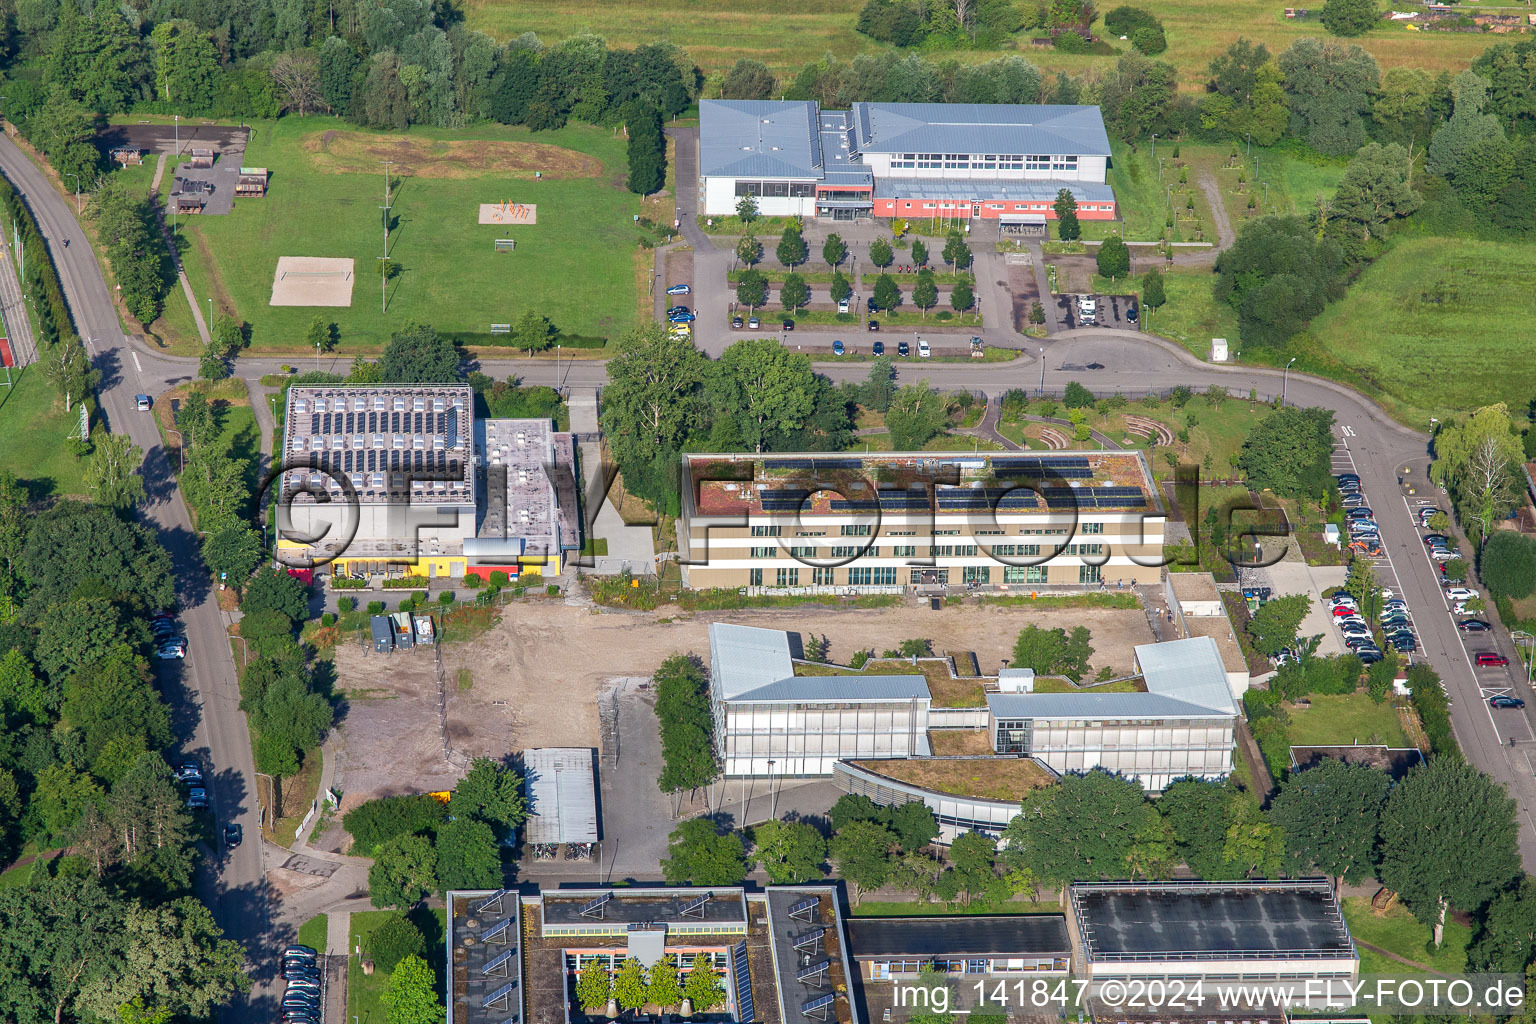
[[483, 949, 515, 976], [732, 941, 754, 1023]]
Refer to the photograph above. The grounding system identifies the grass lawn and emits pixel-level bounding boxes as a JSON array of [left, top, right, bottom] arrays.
[[1298, 236, 1536, 425], [1285, 692, 1410, 748], [850, 756, 1055, 801], [297, 913, 328, 952], [175, 118, 643, 356], [461, 0, 1505, 82], [0, 365, 97, 500], [1341, 896, 1470, 975], [1144, 267, 1237, 361], [350, 908, 449, 1024]]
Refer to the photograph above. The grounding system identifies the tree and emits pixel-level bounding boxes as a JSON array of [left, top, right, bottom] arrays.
[[1214, 215, 1344, 348], [722, 59, 776, 99], [712, 340, 817, 453], [780, 272, 810, 312], [43, 339, 96, 412], [599, 324, 706, 507], [198, 342, 231, 382], [647, 955, 683, 1011], [1235, 406, 1336, 497], [913, 270, 938, 311], [1158, 780, 1249, 879], [1379, 757, 1521, 946], [872, 274, 901, 311], [241, 565, 309, 622], [384, 955, 444, 1024], [1096, 236, 1130, 280], [369, 833, 438, 908], [379, 323, 462, 382], [735, 234, 763, 268], [1468, 880, 1536, 973], [614, 958, 649, 1012], [1001, 770, 1154, 884], [755, 818, 827, 883], [869, 236, 895, 271], [655, 655, 719, 795], [511, 310, 556, 355], [885, 382, 946, 450], [1053, 189, 1080, 240], [1433, 405, 1524, 547], [1330, 143, 1421, 242], [84, 434, 145, 510], [18, 499, 174, 614], [941, 232, 972, 270], [1140, 267, 1167, 311], [1011, 624, 1093, 680], [1483, 531, 1536, 599], [831, 819, 896, 900], [202, 525, 262, 587], [662, 818, 747, 885], [1278, 38, 1380, 156], [736, 269, 768, 310], [684, 954, 725, 1010], [76, 896, 248, 1020], [1222, 800, 1285, 878], [950, 280, 974, 311], [830, 270, 853, 303], [1246, 593, 1311, 656], [776, 225, 809, 268], [736, 195, 759, 224], [367, 913, 427, 973], [887, 800, 939, 851], [1271, 759, 1390, 884], [435, 817, 503, 891], [1126, 814, 1177, 880], [0, 648, 52, 722], [1320, 0, 1378, 36], [270, 48, 324, 116], [626, 103, 665, 195], [938, 831, 1010, 906], [576, 964, 612, 1012], [448, 758, 528, 837], [822, 233, 848, 268]]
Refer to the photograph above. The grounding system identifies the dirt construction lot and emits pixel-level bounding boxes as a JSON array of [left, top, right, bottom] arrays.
[[328, 598, 1154, 812]]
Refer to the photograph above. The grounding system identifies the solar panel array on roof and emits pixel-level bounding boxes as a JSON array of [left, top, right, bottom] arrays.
[[789, 896, 820, 921], [482, 949, 515, 976], [762, 457, 863, 471], [731, 940, 754, 1023], [936, 488, 1041, 510], [482, 982, 516, 1009], [477, 890, 509, 915], [991, 456, 1094, 479], [759, 488, 811, 511], [802, 993, 837, 1017]]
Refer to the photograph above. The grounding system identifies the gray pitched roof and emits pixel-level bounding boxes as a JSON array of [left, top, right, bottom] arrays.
[[731, 674, 931, 703], [853, 103, 1111, 157], [1135, 635, 1238, 716], [709, 622, 794, 700], [987, 691, 1232, 721], [699, 100, 822, 179]]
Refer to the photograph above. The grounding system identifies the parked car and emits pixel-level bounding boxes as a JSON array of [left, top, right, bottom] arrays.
[[285, 945, 319, 958], [135, 394, 152, 412], [897, 341, 910, 356], [1336, 473, 1360, 487], [1491, 696, 1526, 709], [1423, 534, 1449, 546], [871, 340, 884, 356], [917, 339, 931, 359], [731, 315, 744, 328], [1459, 619, 1493, 632], [176, 762, 202, 784], [1445, 587, 1479, 602], [1357, 649, 1384, 665], [224, 823, 242, 848], [665, 283, 690, 295], [668, 311, 696, 323], [838, 297, 851, 313], [1329, 592, 1357, 606], [832, 340, 845, 356], [666, 305, 689, 315], [1345, 507, 1375, 520], [187, 787, 208, 810], [781, 319, 794, 332], [1126, 304, 1138, 324], [868, 319, 880, 331], [1476, 652, 1511, 667], [747, 317, 760, 329], [155, 643, 186, 661], [867, 301, 882, 314], [1332, 605, 1359, 617]]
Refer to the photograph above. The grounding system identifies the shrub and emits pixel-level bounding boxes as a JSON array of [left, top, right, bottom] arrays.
[[367, 913, 426, 973], [461, 574, 484, 588], [367, 601, 386, 615], [547, 584, 561, 596], [488, 571, 510, 588], [338, 597, 357, 613], [321, 612, 336, 627], [438, 590, 455, 606], [342, 794, 450, 856]]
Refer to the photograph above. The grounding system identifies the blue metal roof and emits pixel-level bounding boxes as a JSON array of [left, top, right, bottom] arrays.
[[709, 622, 795, 700], [986, 691, 1231, 721], [853, 103, 1112, 158], [699, 100, 823, 180]]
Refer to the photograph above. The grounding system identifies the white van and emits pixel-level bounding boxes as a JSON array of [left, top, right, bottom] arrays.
[[1078, 295, 1097, 322]]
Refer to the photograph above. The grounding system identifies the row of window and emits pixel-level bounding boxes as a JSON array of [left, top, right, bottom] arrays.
[[889, 201, 1110, 213], [748, 524, 1082, 537], [887, 154, 1080, 172], [744, 564, 1103, 586], [745, 542, 1102, 559], [734, 181, 816, 197]]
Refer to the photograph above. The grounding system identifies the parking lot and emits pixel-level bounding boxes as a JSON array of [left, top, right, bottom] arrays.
[[1329, 439, 1422, 663], [1056, 293, 1138, 330]]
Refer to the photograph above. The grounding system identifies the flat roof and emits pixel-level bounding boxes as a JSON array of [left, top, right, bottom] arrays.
[[474, 418, 573, 557], [447, 890, 522, 1024], [853, 102, 1112, 157], [1071, 880, 1354, 960], [1169, 572, 1222, 604], [765, 889, 860, 1024], [684, 451, 1159, 521], [523, 748, 598, 845], [710, 624, 931, 706], [542, 888, 748, 928], [845, 916, 1069, 958], [282, 384, 473, 507]]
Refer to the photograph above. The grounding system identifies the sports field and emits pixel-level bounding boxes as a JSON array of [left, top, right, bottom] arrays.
[[174, 119, 643, 355], [1298, 236, 1536, 424], [463, 0, 1501, 79]]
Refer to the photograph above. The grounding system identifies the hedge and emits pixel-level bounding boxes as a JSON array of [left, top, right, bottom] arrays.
[[0, 169, 75, 348], [440, 331, 607, 350]]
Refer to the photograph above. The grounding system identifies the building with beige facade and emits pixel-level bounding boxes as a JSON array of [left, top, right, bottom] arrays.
[[679, 451, 1164, 591]]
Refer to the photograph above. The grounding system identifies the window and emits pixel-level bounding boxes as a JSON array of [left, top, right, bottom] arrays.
[[752, 525, 782, 537], [922, 203, 936, 210], [734, 181, 762, 196], [944, 154, 967, 169], [813, 568, 835, 585], [1026, 155, 1050, 170], [1080, 564, 1102, 584], [790, 545, 816, 558], [848, 567, 872, 585], [1052, 155, 1078, 172], [750, 568, 763, 586], [790, 183, 815, 197], [841, 524, 872, 536], [1081, 522, 1104, 534], [829, 545, 861, 558], [892, 545, 917, 557], [751, 547, 777, 558], [934, 544, 978, 557], [873, 567, 897, 585], [1070, 543, 1104, 556], [993, 544, 1041, 557], [764, 182, 789, 198], [934, 529, 960, 536], [963, 566, 990, 584], [776, 568, 799, 587]]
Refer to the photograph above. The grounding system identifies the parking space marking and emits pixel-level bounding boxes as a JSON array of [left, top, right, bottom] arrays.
[[1332, 439, 1421, 661]]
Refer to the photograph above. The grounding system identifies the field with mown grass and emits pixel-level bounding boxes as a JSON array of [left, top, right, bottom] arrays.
[[0, 365, 97, 500], [173, 118, 643, 356], [462, 0, 1503, 81]]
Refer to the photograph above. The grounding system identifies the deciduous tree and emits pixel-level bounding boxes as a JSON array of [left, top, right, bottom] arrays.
[[755, 818, 827, 884], [1096, 235, 1130, 280], [369, 833, 438, 908], [84, 433, 145, 510], [384, 954, 445, 1024], [831, 819, 896, 900], [1001, 770, 1154, 883], [379, 323, 462, 383], [1271, 759, 1389, 883], [662, 818, 747, 885]]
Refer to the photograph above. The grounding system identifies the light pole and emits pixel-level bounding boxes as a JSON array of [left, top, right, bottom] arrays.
[[767, 759, 777, 819], [65, 172, 81, 214], [1150, 133, 1158, 161], [1282, 356, 1296, 405], [1513, 631, 1535, 690], [1246, 132, 1251, 157], [1038, 346, 1045, 395], [166, 427, 186, 472]]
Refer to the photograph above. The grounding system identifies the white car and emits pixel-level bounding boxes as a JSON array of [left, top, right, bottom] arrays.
[[1453, 601, 1480, 615], [837, 296, 851, 313], [1329, 594, 1357, 607], [917, 339, 931, 359], [1445, 587, 1478, 602]]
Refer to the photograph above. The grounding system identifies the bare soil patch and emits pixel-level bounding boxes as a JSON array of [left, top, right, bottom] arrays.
[[328, 598, 1153, 807], [304, 131, 602, 179]]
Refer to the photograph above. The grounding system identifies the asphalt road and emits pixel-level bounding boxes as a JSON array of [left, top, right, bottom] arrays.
[[0, 133, 276, 1021]]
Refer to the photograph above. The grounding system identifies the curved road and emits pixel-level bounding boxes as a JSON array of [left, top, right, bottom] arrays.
[[4, 124, 1533, 996], [0, 134, 276, 1021]]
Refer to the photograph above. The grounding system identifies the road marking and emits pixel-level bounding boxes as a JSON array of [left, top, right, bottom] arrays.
[[1341, 425, 1356, 437], [132, 351, 142, 374]]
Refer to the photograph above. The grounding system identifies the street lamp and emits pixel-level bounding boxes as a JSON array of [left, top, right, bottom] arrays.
[[1150, 133, 1158, 161], [767, 759, 777, 820], [1038, 346, 1045, 395], [65, 172, 81, 215], [166, 427, 186, 472], [1282, 356, 1296, 405]]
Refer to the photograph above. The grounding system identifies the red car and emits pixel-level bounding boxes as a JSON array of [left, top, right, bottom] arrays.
[[1331, 605, 1358, 617], [1475, 652, 1510, 667]]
